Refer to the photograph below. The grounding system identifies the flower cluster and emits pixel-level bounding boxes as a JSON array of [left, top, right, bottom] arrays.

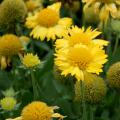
[[55, 26, 108, 81], [82, 0, 120, 24]]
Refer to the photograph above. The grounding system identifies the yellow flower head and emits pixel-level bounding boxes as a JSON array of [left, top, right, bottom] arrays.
[[21, 101, 65, 120], [22, 53, 40, 68], [107, 62, 120, 89], [74, 72, 107, 103], [82, 0, 120, 23], [25, 2, 72, 41], [0, 97, 17, 111], [0, 34, 23, 57], [25, 0, 43, 12], [55, 26, 108, 50], [55, 44, 108, 81]]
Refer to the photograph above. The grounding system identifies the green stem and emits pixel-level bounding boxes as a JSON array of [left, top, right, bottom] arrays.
[[90, 105, 94, 120], [81, 81, 87, 120], [113, 35, 119, 55], [30, 70, 39, 100]]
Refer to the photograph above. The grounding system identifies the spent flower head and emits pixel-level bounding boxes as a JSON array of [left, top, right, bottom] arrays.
[[74, 72, 107, 103], [82, 0, 120, 24]]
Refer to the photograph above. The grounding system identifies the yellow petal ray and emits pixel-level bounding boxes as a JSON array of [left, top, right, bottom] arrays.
[[48, 2, 61, 13], [58, 18, 72, 28], [30, 26, 48, 40], [25, 14, 38, 28]]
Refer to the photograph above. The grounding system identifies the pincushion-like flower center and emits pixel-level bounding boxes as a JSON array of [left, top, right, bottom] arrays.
[[22, 102, 52, 120], [67, 47, 93, 69], [68, 33, 91, 47], [37, 8, 59, 27]]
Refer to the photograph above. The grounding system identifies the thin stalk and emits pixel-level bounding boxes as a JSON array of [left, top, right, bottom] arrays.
[[90, 105, 94, 120], [113, 35, 119, 55], [30, 70, 39, 100], [80, 81, 87, 120]]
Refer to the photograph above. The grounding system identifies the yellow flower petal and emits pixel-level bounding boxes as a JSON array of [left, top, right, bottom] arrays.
[[30, 26, 48, 40], [58, 18, 72, 28], [48, 2, 61, 13]]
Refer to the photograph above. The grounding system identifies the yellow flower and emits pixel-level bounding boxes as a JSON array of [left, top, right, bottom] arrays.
[[7, 101, 65, 120], [25, 0, 43, 12], [25, 2, 72, 41], [82, 0, 120, 24], [0, 34, 23, 57], [0, 97, 17, 111], [55, 44, 107, 81], [74, 72, 107, 103], [55, 26, 108, 50], [22, 53, 40, 68]]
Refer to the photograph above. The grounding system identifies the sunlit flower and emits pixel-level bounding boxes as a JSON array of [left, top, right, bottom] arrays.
[[22, 53, 40, 68], [55, 44, 107, 81], [55, 26, 108, 50], [6, 101, 65, 120], [0, 97, 17, 111], [25, 2, 72, 41], [82, 0, 120, 24], [74, 72, 107, 103]]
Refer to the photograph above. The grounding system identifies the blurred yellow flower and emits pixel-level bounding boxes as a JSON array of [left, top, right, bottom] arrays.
[[0, 97, 16, 111], [55, 44, 108, 81], [25, 0, 43, 12], [0, 34, 23, 69], [22, 53, 40, 68], [55, 26, 108, 50], [0, 34, 23, 57], [82, 0, 120, 23], [25, 2, 72, 41], [6, 101, 65, 120]]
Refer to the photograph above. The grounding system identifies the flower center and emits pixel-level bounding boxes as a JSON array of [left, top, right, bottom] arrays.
[[37, 8, 59, 27], [67, 47, 93, 69], [68, 33, 91, 47]]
